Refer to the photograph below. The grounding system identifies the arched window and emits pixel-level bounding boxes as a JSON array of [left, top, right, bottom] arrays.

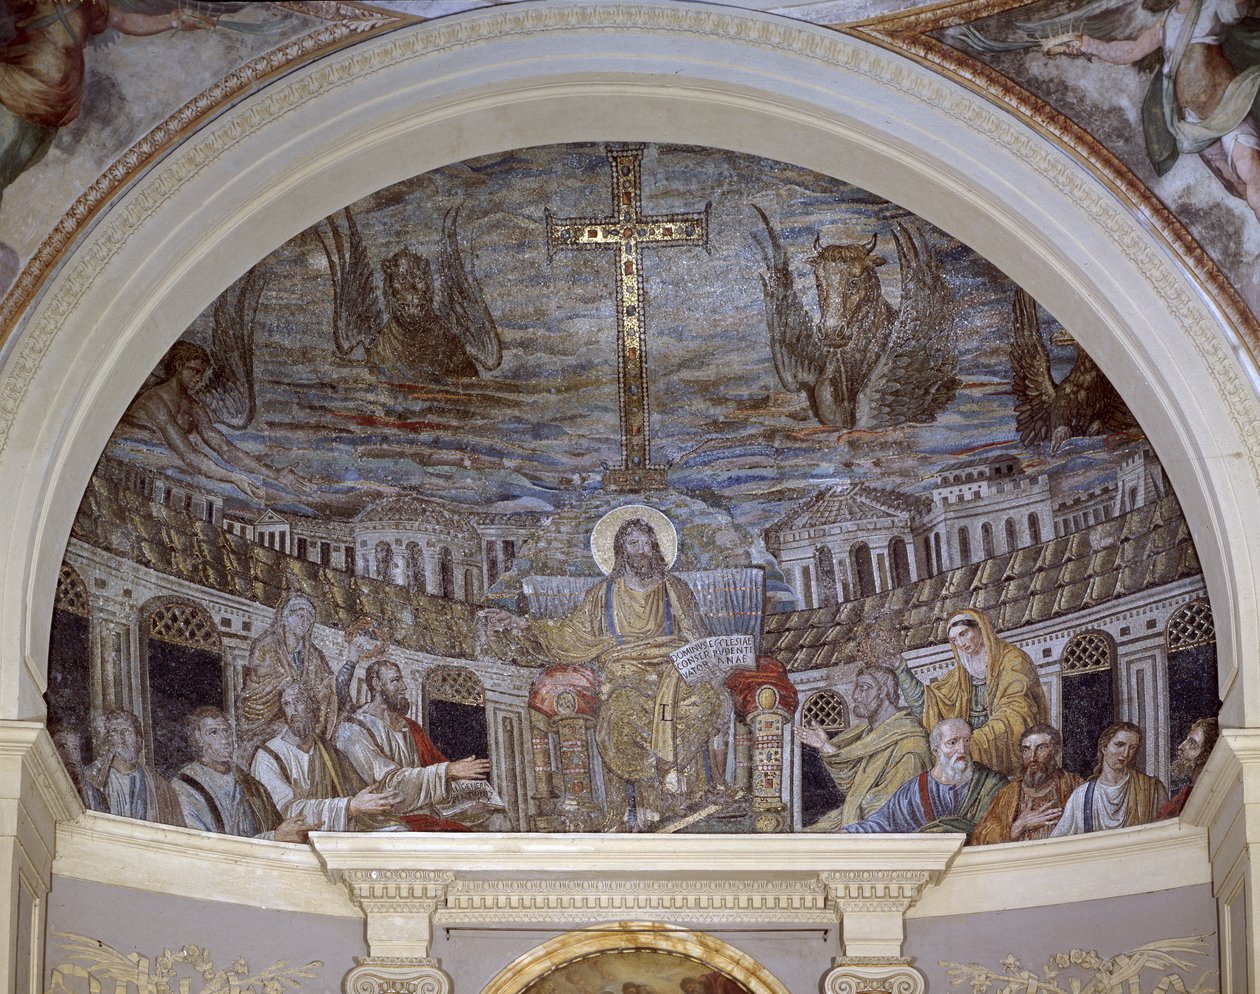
[[406, 542, 426, 593], [375, 541, 393, 583], [888, 537, 911, 587], [850, 542, 875, 598], [800, 690, 849, 828], [1166, 600, 1220, 752], [981, 521, 995, 559], [48, 564, 92, 737], [801, 690, 848, 732], [933, 531, 943, 573], [464, 569, 476, 602], [1027, 513, 1042, 545], [1004, 517, 1018, 552], [1060, 630, 1116, 778], [144, 600, 225, 777], [957, 526, 971, 564], [424, 665, 489, 761], [486, 540, 500, 587], [440, 547, 455, 599], [814, 545, 838, 606]]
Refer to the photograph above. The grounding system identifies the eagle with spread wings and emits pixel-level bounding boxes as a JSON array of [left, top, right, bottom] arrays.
[[314, 205, 502, 381], [1010, 287, 1140, 454], [752, 206, 959, 431]]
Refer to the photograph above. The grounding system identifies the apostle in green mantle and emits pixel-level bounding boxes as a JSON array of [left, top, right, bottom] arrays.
[[799, 662, 931, 830]]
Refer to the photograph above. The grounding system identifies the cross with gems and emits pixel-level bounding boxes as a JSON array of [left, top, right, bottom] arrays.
[[546, 145, 710, 492]]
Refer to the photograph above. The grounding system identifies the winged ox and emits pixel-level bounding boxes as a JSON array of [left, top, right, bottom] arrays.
[[315, 205, 502, 381], [752, 206, 959, 431]]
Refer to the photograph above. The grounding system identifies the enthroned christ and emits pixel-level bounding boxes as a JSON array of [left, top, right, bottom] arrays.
[[491, 509, 724, 830]]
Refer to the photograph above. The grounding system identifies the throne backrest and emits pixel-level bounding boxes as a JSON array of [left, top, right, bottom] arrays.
[[522, 567, 765, 648]]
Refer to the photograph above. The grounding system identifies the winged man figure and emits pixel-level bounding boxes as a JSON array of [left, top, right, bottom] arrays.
[[122, 264, 311, 501], [1009, 287, 1140, 454], [753, 206, 959, 431], [315, 205, 502, 381]]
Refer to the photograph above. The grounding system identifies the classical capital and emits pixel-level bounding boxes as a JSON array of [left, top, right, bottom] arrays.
[[334, 868, 456, 960], [822, 959, 925, 994], [819, 869, 935, 960], [343, 956, 451, 994]]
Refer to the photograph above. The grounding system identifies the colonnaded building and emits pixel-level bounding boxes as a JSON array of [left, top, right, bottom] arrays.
[[3, 4, 1260, 994]]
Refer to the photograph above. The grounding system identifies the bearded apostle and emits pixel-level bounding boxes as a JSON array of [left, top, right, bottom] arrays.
[[896, 608, 1048, 778], [1158, 717, 1220, 819], [336, 659, 510, 831], [970, 723, 1082, 845], [800, 662, 930, 830], [842, 718, 1006, 835]]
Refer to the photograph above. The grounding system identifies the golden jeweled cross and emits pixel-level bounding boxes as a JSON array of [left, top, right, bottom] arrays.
[[546, 145, 709, 492]]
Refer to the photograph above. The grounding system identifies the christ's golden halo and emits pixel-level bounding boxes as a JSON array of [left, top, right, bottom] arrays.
[[590, 504, 679, 576]]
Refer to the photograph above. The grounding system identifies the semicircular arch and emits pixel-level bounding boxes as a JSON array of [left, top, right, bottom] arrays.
[[0, 2, 1255, 738]]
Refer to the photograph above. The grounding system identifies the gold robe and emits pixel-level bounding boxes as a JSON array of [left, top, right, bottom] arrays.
[[539, 575, 717, 814], [969, 768, 1083, 846], [806, 709, 931, 831], [922, 608, 1049, 778]]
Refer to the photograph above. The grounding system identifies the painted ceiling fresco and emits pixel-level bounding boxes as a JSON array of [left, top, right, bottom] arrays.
[[46, 141, 1220, 844], [848, 0, 1260, 344]]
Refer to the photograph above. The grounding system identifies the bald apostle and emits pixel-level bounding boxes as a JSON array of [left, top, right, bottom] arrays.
[[842, 718, 1006, 836], [800, 663, 930, 830], [896, 609, 1048, 778]]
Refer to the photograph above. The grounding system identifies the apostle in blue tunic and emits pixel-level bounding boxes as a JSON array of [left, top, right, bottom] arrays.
[[843, 717, 1007, 836]]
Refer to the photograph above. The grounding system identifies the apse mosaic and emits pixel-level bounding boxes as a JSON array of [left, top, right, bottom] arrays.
[[47, 141, 1220, 842]]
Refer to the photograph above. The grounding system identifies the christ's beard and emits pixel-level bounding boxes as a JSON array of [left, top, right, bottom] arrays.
[[625, 551, 666, 583], [935, 754, 973, 786], [1021, 758, 1057, 789]]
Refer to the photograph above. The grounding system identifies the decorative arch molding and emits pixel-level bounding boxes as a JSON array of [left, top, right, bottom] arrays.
[[0, 3, 1256, 744], [479, 922, 792, 994]]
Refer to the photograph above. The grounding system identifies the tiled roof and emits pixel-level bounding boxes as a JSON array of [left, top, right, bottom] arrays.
[[69, 475, 479, 660], [768, 482, 930, 534], [761, 495, 1201, 672]]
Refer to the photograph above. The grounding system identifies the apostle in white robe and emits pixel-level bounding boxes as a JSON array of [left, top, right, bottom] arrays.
[[336, 660, 510, 831], [82, 710, 183, 826], [251, 683, 400, 832], [1051, 722, 1167, 837], [174, 706, 307, 842]]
